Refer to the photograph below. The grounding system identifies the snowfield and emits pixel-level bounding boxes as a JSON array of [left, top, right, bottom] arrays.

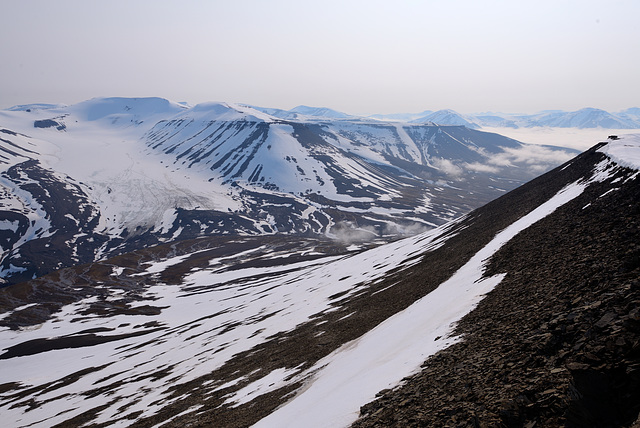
[[0, 97, 635, 426], [1, 98, 241, 237]]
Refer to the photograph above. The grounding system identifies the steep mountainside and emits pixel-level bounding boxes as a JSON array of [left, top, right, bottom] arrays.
[[0, 135, 637, 427], [354, 137, 640, 428], [0, 98, 573, 285]]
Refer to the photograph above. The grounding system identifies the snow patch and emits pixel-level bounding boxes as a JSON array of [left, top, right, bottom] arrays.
[[599, 134, 640, 170], [225, 367, 300, 407], [0, 219, 20, 232], [155, 208, 178, 234]]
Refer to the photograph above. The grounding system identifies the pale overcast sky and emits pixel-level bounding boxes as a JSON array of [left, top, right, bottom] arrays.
[[1, 0, 638, 115]]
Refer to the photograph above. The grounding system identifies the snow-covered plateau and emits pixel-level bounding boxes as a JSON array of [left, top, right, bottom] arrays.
[[0, 97, 577, 284]]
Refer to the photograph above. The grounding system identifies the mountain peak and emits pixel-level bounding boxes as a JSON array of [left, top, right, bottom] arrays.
[[288, 105, 353, 119], [412, 109, 481, 129]]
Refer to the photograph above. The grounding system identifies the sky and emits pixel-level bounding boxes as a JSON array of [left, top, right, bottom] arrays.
[[1, 0, 639, 115]]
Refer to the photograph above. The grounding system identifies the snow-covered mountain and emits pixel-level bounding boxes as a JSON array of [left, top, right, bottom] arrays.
[[517, 107, 640, 129], [0, 135, 637, 427], [367, 110, 433, 122], [396, 107, 640, 129], [251, 105, 356, 121], [243, 105, 640, 130], [620, 107, 640, 121], [472, 113, 519, 128], [0, 97, 574, 285], [411, 109, 482, 129]]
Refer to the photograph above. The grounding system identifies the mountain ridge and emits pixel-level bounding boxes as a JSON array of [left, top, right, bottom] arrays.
[[354, 138, 640, 427], [8, 99, 640, 129], [0, 97, 574, 285], [375, 107, 640, 129]]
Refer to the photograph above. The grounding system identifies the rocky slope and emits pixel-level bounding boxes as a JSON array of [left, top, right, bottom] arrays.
[[353, 140, 640, 427]]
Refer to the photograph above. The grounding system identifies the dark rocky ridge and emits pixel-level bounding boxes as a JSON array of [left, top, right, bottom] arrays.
[[353, 146, 640, 427]]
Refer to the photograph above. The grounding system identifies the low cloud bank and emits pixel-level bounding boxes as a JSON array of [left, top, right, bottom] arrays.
[[491, 144, 575, 167], [432, 157, 463, 177], [329, 221, 433, 243]]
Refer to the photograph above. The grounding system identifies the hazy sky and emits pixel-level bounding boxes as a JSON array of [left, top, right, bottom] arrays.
[[1, 0, 639, 115]]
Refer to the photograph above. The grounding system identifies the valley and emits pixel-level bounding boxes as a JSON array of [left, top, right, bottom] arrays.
[[0, 134, 637, 427], [0, 98, 575, 285]]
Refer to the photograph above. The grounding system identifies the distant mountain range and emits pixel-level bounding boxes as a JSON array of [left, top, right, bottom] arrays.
[[0, 97, 576, 285], [278, 105, 640, 130]]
